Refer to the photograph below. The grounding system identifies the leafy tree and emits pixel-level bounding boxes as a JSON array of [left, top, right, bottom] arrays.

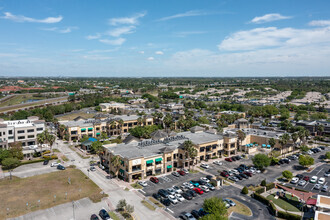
[[282, 170, 293, 180], [126, 204, 134, 214], [100, 132, 108, 140], [252, 154, 271, 169], [198, 116, 210, 124], [94, 106, 101, 111], [279, 133, 290, 155], [200, 213, 227, 220], [2, 157, 20, 170], [261, 179, 267, 186], [8, 142, 24, 160], [299, 155, 314, 167], [202, 197, 228, 218], [241, 186, 249, 195], [268, 138, 276, 149], [116, 199, 127, 211], [0, 149, 11, 164], [91, 140, 103, 157], [300, 145, 309, 152], [326, 152, 330, 159]]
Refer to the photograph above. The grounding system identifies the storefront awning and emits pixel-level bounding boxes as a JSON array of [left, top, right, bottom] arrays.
[[155, 158, 162, 162], [167, 165, 172, 169], [81, 128, 86, 132], [119, 169, 125, 173], [146, 160, 153, 164], [88, 128, 93, 131], [96, 133, 100, 135]]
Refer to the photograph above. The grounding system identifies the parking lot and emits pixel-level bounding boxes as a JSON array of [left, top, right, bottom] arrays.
[[284, 163, 330, 196]]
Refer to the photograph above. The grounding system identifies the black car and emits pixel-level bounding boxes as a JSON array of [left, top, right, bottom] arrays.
[[43, 160, 49, 165], [240, 173, 248, 179], [282, 159, 290, 164], [237, 168, 244, 173], [187, 189, 197, 197], [296, 174, 304, 180], [158, 189, 169, 198], [198, 209, 207, 217], [182, 192, 192, 200], [90, 214, 99, 220], [57, 165, 66, 170], [99, 209, 110, 220], [231, 157, 237, 161], [161, 198, 171, 206], [152, 193, 162, 200], [191, 210, 200, 219], [206, 175, 213, 180], [235, 156, 241, 160], [278, 159, 285, 164], [198, 180, 207, 185], [319, 146, 325, 150], [235, 175, 243, 180], [239, 164, 248, 170]]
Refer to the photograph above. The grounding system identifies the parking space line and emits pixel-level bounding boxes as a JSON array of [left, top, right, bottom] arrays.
[[316, 168, 323, 175], [303, 183, 309, 188], [166, 208, 174, 213]]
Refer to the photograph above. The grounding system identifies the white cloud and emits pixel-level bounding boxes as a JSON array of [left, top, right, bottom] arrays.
[[308, 20, 330, 27], [109, 12, 146, 26], [147, 57, 154, 61], [41, 26, 77, 34], [2, 12, 62, 23], [175, 31, 206, 37], [139, 51, 145, 54], [107, 26, 135, 37], [158, 10, 207, 21], [99, 38, 126, 46], [88, 49, 118, 54], [155, 51, 164, 55], [86, 33, 102, 40], [251, 13, 292, 24], [82, 55, 112, 60], [218, 26, 330, 51]]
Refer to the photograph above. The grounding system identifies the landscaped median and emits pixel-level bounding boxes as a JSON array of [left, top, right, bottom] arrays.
[[0, 167, 107, 219], [227, 198, 252, 217]]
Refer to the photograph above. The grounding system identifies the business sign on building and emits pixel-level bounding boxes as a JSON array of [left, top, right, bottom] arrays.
[[71, 127, 78, 131], [132, 159, 141, 165]]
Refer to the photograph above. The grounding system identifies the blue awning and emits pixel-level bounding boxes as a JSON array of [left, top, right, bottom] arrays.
[[262, 144, 266, 147]]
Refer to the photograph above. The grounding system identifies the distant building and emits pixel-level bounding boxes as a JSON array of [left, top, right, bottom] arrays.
[[0, 116, 45, 149], [100, 102, 127, 112]]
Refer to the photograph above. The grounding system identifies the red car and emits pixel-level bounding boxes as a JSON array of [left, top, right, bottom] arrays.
[[150, 177, 159, 183], [220, 171, 229, 177], [225, 158, 233, 162], [177, 170, 185, 176], [303, 176, 309, 181], [244, 171, 253, 177], [193, 187, 204, 195]]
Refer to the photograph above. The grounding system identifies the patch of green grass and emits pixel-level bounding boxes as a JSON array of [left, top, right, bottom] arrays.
[[61, 155, 69, 162], [124, 187, 130, 191], [227, 198, 252, 216], [141, 200, 156, 211], [130, 182, 142, 189], [148, 197, 164, 208], [198, 166, 205, 171], [52, 149, 60, 153], [189, 169, 199, 174], [109, 211, 120, 220], [266, 195, 300, 212]]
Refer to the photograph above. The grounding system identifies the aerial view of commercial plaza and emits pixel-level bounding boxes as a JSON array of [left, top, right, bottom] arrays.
[[0, 1, 330, 220]]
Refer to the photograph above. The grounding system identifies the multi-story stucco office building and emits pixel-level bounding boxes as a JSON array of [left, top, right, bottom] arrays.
[[59, 115, 153, 141], [0, 116, 45, 149]]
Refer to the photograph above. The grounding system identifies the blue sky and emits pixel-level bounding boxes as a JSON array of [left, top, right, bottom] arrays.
[[1, 0, 330, 77]]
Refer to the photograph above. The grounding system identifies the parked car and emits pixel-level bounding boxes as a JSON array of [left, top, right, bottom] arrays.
[[200, 185, 210, 192], [193, 187, 204, 195], [161, 198, 171, 206], [296, 174, 304, 179], [182, 168, 189, 174], [90, 214, 99, 220], [191, 210, 200, 219], [298, 180, 307, 186], [303, 176, 310, 181], [187, 189, 197, 197], [180, 212, 197, 220], [318, 177, 325, 184], [57, 165, 65, 170], [178, 170, 186, 176], [198, 179, 207, 185], [172, 172, 180, 177], [182, 192, 192, 200], [229, 176, 239, 182], [51, 162, 60, 167], [138, 181, 148, 187], [225, 158, 233, 162], [43, 160, 49, 165], [200, 163, 209, 169], [324, 171, 330, 177], [310, 176, 318, 183], [314, 184, 321, 190], [243, 171, 253, 177], [173, 186, 183, 194], [224, 198, 236, 206], [167, 187, 176, 195], [158, 189, 169, 198], [235, 175, 243, 180], [168, 195, 178, 204], [150, 177, 159, 183], [200, 177, 210, 183], [206, 183, 215, 191], [321, 185, 329, 192], [290, 177, 299, 184], [175, 193, 185, 202], [152, 193, 162, 200], [99, 209, 110, 220], [231, 156, 237, 161], [239, 173, 248, 179], [239, 164, 248, 170], [90, 166, 96, 171], [221, 171, 229, 177], [190, 180, 200, 187], [213, 161, 223, 165], [206, 175, 213, 180], [198, 209, 208, 217], [223, 200, 230, 208]]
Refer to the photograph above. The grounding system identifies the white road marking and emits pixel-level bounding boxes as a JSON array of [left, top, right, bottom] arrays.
[[166, 208, 174, 213], [140, 190, 146, 194], [303, 183, 309, 188], [316, 168, 323, 175]]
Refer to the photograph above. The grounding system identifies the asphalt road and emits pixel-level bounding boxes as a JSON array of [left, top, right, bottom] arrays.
[[10, 162, 59, 178]]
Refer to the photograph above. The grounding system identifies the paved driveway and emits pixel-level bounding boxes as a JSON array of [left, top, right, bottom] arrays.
[[10, 162, 59, 178]]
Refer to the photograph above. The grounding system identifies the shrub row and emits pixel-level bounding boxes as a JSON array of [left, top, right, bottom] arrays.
[[266, 183, 275, 191], [277, 210, 301, 220], [20, 158, 45, 165], [42, 155, 58, 160], [255, 187, 265, 194]]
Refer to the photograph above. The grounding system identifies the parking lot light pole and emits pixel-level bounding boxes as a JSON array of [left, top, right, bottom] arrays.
[[72, 201, 75, 220]]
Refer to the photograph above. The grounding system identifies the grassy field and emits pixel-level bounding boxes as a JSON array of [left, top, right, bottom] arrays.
[[0, 168, 107, 219], [0, 94, 45, 107], [227, 198, 252, 216], [56, 112, 96, 121], [267, 194, 300, 212]]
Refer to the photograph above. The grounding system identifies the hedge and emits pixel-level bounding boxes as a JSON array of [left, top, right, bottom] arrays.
[[266, 183, 275, 191], [277, 210, 301, 220], [20, 158, 45, 165], [255, 187, 265, 194], [253, 193, 277, 215], [43, 155, 58, 160]]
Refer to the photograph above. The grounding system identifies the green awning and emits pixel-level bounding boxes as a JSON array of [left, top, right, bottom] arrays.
[[167, 165, 172, 169], [119, 169, 125, 173], [96, 133, 100, 135], [88, 128, 93, 131], [81, 128, 86, 132], [146, 160, 153, 164], [155, 158, 162, 162]]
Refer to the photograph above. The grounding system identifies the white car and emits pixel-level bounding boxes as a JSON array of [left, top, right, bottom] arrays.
[[168, 195, 178, 204], [138, 181, 148, 187], [51, 162, 60, 167], [310, 176, 318, 183], [298, 180, 307, 186], [256, 169, 261, 174], [200, 185, 209, 192], [314, 184, 321, 190], [175, 193, 185, 202], [325, 171, 330, 177], [172, 186, 183, 194], [200, 163, 209, 169], [318, 177, 325, 184], [230, 169, 239, 175], [167, 188, 176, 195], [181, 168, 189, 174], [213, 161, 223, 166], [307, 150, 313, 155], [290, 177, 299, 184], [200, 177, 210, 183]]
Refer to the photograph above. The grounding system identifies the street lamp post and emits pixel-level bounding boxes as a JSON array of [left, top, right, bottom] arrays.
[[72, 201, 75, 220]]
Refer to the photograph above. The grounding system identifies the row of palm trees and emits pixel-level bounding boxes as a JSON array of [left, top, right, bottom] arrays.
[[37, 129, 56, 154]]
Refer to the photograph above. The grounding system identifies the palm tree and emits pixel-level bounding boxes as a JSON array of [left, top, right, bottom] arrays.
[[58, 124, 66, 139], [316, 124, 324, 136], [37, 132, 46, 155], [291, 132, 299, 151], [137, 117, 143, 126], [111, 155, 122, 177], [279, 133, 290, 156], [163, 114, 173, 131], [182, 140, 197, 171], [268, 138, 276, 149], [298, 129, 306, 145], [47, 133, 56, 154], [236, 130, 246, 151]]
